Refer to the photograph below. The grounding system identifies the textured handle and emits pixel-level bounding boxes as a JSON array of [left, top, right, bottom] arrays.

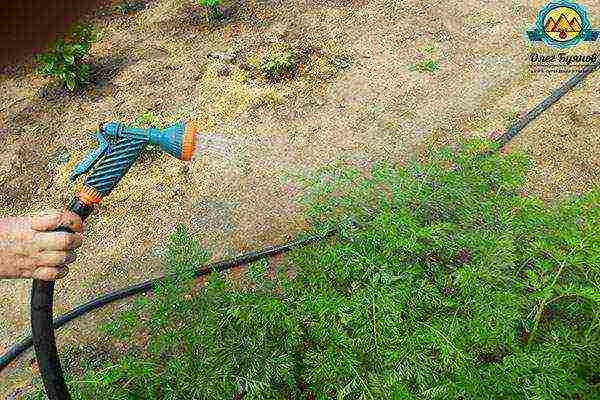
[[70, 132, 110, 182], [84, 137, 147, 196]]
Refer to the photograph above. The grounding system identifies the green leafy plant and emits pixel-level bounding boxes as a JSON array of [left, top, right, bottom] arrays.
[[411, 58, 440, 73], [411, 45, 440, 74], [134, 111, 161, 128], [197, 0, 223, 21], [28, 139, 600, 400], [37, 24, 97, 91], [423, 44, 436, 54], [260, 44, 298, 80]]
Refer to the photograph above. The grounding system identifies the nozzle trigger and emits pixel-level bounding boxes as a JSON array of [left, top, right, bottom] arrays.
[[70, 132, 110, 182]]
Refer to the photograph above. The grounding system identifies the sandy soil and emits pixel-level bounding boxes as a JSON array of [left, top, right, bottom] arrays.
[[1, 0, 599, 396]]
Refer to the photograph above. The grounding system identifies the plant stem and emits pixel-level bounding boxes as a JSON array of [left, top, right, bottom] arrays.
[[528, 253, 571, 344]]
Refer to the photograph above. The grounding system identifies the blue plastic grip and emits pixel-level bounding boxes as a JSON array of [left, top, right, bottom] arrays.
[[70, 132, 110, 182], [83, 136, 147, 196]]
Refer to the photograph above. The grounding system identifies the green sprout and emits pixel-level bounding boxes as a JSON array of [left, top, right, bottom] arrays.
[[411, 59, 440, 73], [410, 44, 440, 74], [260, 44, 298, 79], [423, 44, 436, 53], [197, 0, 223, 21]]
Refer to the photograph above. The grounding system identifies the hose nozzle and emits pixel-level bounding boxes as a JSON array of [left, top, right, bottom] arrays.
[[147, 120, 198, 161], [70, 120, 199, 205]]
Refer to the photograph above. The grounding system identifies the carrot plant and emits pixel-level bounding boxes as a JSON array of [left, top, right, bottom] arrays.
[[27, 139, 600, 400]]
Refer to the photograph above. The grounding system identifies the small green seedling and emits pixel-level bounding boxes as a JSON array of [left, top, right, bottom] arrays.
[[410, 44, 440, 74], [37, 23, 98, 91], [411, 59, 440, 73], [135, 111, 160, 128], [197, 0, 223, 21], [423, 44, 436, 54], [260, 44, 298, 80]]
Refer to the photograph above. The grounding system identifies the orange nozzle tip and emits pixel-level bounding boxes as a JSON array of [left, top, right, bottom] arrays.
[[181, 121, 198, 161], [78, 186, 103, 206]]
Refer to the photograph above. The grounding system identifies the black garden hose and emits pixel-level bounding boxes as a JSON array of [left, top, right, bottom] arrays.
[[1, 59, 599, 399], [496, 60, 600, 148], [30, 214, 93, 400], [30, 279, 68, 399]]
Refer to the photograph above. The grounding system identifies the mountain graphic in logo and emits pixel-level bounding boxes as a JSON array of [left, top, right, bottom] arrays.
[[544, 17, 557, 32], [546, 13, 582, 39], [527, 1, 599, 48], [570, 17, 582, 31]]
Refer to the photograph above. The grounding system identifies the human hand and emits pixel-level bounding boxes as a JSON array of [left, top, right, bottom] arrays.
[[0, 210, 84, 280]]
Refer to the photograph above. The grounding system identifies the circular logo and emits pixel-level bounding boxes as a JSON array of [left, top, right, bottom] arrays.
[[535, 1, 592, 48]]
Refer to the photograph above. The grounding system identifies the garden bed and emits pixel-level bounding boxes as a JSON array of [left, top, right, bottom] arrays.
[[27, 141, 600, 400], [1, 0, 599, 397]]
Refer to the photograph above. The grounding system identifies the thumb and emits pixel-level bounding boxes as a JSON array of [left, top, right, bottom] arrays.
[[30, 210, 63, 232]]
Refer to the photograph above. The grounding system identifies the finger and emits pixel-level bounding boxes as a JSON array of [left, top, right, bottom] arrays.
[[30, 210, 83, 233], [34, 251, 77, 268], [33, 232, 83, 252], [31, 267, 70, 281], [29, 210, 62, 232], [57, 211, 84, 233]]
